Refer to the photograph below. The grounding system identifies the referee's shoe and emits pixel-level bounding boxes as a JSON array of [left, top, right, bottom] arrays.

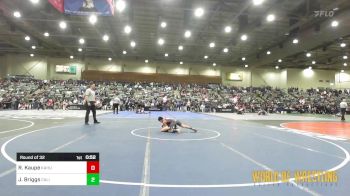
[[85, 121, 100, 125]]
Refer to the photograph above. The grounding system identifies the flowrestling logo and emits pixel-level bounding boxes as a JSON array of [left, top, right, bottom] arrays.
[[314, 10, 335, 17]]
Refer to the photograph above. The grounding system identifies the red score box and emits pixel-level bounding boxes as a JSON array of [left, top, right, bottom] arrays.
[[87, 161, 100, 174]]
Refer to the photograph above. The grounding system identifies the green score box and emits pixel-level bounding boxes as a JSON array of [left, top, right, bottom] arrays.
[[87, 174, 100, 186]]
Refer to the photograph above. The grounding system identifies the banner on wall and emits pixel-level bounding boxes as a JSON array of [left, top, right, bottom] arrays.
[[214, 108, 235, 113], [49, 0, 64, 13], [67, 104, 85, 110], [226, 73, 243, 81], [144, 107, 163, 112], [66, 104, 101, 110], [56, 65, 77, 74], [64, 0, 114, 16]]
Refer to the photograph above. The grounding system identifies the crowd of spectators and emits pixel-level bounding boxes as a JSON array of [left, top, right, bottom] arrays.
[[0, 78, 349, 115]]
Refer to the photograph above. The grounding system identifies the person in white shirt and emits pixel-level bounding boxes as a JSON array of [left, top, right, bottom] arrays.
[[186, 100, 191, 111], [112, 96, 121, 114], [84, 82, 100, 125], [340, 99, 348, 121], [200, 103, 205, 113]]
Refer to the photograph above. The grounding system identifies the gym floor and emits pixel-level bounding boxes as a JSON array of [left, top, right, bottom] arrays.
[[0, 111, 349, 196]]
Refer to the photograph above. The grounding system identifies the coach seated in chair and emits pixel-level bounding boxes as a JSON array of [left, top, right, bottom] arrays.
[[236, 105, 245, 115], [258, 109, 268, 115], [136, 102, 146, 114]]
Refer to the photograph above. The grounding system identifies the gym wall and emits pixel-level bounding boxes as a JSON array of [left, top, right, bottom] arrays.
[[335, 72, 350, 89], [287, 68, 336, 89], [2, 54, 47, 79], [0, 54, 346, 89], [251, 69, 287, 88], [0, 55, 6, 78], [82, 71, 221, 84]]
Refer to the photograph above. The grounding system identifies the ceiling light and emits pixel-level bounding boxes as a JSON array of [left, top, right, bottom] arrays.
[[266, 14, 275, 22], [242, 57, 246, 61], [59, 21, 67, 29], [343, 55, 348, 60], [116, 0, 126, 12], [204, 55, 208, 59], [224, 26, 232, 33], [241, 34, 248, 41], [223, 48, 229, 53], [25, 36, 30, 41], [31, 45, 36, 50], [194, 8, 204, 17], [245, 64, 249, 68], [292, 38, 299, 44], [209, 42, 215, 48], [306, 53, 311, 57], [79, 38, 85, 44], [275, 65, 279, 69], [178, 45, 183, 51], [158, 38, 165, 45], [124, 25, 132, 34], [344, 63, 347, 66], [102, 34, 109, 42], [266, 51, 271, 55], [180, 61, 183, 65], [13, 11, 21, 18], [165, 53, 168, 57], [145, 59, 149, 63], [89, 14, 97, 25], [78, 48, 83, 52], [213, 63, 216, 66], [43, 32, 49, 37], [130, 41, 136, 48], [340, 43, 346, 48], [108, 57, 112, 61], [70, 55, 74, 59], [341, 70, 344, 73], [312, 60, 316, 64], [253, 0, 265, 6], [30, 0, 39, 4], [30, 54, 34, 57], [161, 21, 167, 28], [331, 20, 339, 27], [278, 59, 282, 63], [184, 30, 191, 38], [123, 50, 127, 54]]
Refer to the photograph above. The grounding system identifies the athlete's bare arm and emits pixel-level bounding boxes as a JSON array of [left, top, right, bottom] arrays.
[[160, 120, 171, 132]]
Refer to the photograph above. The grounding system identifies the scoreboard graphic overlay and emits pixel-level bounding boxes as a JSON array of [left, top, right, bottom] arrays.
[[16, 153, 99, 186]]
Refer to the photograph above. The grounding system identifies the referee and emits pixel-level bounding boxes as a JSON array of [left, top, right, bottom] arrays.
[[340, 99, 348, 121], [112, 95, 121, 114], [84, 82, 100, 125]]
